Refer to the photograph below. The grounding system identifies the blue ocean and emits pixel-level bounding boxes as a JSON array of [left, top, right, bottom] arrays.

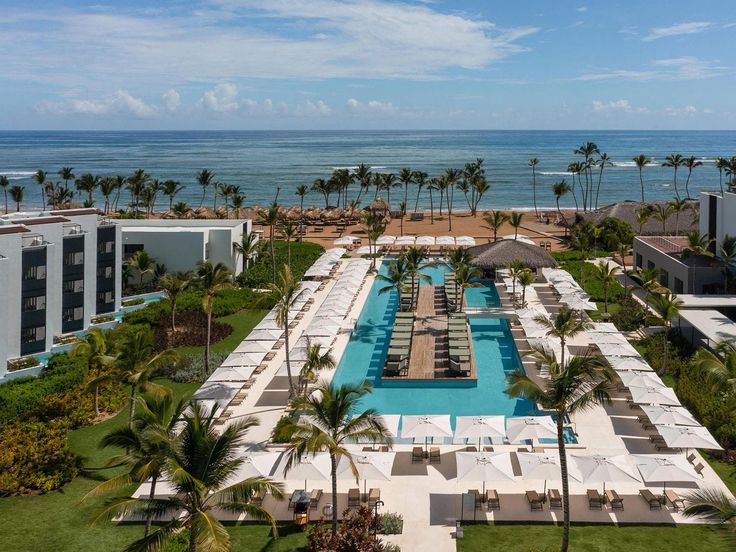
[[0, 130, 733, 210]]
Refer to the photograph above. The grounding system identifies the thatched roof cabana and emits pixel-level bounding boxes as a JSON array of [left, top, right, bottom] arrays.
[[576, 200, 698, 235], [368, 197, 390, 215], [468, 239, 557, 270]]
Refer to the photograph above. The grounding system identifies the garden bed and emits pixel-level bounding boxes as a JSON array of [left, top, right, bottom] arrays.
[[152, 311, 233, 350]]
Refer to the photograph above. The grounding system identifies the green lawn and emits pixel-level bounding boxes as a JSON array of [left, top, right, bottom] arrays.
[[458, 523, 729, 552], [702, 451, 736, 495], [174, 308, 268, 357]]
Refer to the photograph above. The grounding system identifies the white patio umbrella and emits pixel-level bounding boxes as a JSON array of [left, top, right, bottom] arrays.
[[278, 452, 332, 490], [253, 319, 284, 331], [454, 416, 506, 449], [376, 235, 396, 245], [220, 353, 260, 368], [356, 245, 380, 256], [228, 451, 282, 482], [395, 236, 416, 245], [629, 384, 681, 406], [455, 236, 476, 246], [617, 371, 664, 389], [559, 295, 596, 311], [516, 307, 548, 319], [641, 405, 699, 427], [245, 329, 284, 341], [608, 356, 652, 372], [506, 416, 557, 443], [570, 453, 640, 494], [336, 451, 396, 498], [589, 332, 630, 344], [304, 323, 342, 338], [334, 236, 358, 245], [656, 426, 722, 451], [456, 452, 515, 495], [209, 365, 256, 382], [401, 415, 453, 452], [517, 452, 580, 495], [436, 236, 455, 246], [631, 454, 701, 493], [415, 235, 435, 246], [597, 341, 639, 357], [591, 322, 618, 333], [229, 348, 269, 365]]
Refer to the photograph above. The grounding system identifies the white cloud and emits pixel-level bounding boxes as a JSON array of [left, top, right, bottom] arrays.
[[576, 56, 729, 81], [643, 21, 712, 41], [665, 105, 707, 116], [162, 88, 181, 112], [36, 90, 157, 118], [591, 99, 647, 114], [200, 83, 238, 112], [346, 98, 395, 113]]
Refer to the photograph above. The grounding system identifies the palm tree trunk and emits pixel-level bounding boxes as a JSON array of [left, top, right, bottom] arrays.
[[447, 190, 452, 232], [639, 171, 645, 205], [560, 337, 566, 367], [532, 171, 538, 218], [287, 239, 292, 270], [205, 311, 212, 374], [330, 454, 339, 535], [188, 527, 197, 552], [673, 170, 680, 201], [663, 326, 669, 375], [596, 165, 604, 209], [270, 230, 276, 284], [3, 190, 7, 214], [128, 386, 137, 428], [414, 186, 422, 212], [171, 300, 177, 332], [428, 188, 434, 224], [558, 418, 571, 552], [144, 473, 158, 537], [285, 314, 294, 397]]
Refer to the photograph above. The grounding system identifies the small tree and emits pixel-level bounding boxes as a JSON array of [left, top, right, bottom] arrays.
[[509, 211, 524, 240], [128, 250, 156, 287], [591, 260, 620, 314], [196, 261, 233, 374], [534, 306, 591, 366], [482, 210, 509, 243], [517, 269, 535, 308], [160, 272, 192, 332], [647, 292, 683, 375], [73, 328, 117, 417]]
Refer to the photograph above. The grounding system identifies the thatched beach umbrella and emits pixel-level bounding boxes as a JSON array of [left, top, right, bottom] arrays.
[[369, 197, 390, 215], [468, 240, 557, 271]]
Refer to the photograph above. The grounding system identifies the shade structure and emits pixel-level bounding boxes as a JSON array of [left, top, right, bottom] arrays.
[[395, 235, 416, 246], [356, 245, 380, 256], [631, 454, 701, 492], [336, 452, 396, 498], [376, 235, 396, 245], [221, 352, 261, 368], [516, 307, 549, 319], [617, 371, 664, 389], [506, 416, 557, 443], [373, 414, 401, 438], [192, 381, 242, 408], [278, 452, 332, 490], [334, 236, 357, 245], [209, 365, 256, 382], [228, 451, 282, 482], [456, 452, 514, 495], [608, 356, 652, 372], [228, 349, 269, 365], [469, 239, 555, 270], [304, 322, 342, 338], [436, 236, 456, 246], [244, 329, 284, 341], [415, 235, 435, 246], [570, 453, 640, 493], [234, 340, 276, 355], [559, 295, 597, 311], [253, 318, 284, 331], [401, 414, 452, 451], [517, 452, 580, 494], [629, 384, 681, 406], [456, 236, 476, 246], [588, 332, 630, 344], [597, 341, 640, 357], [454, 416, 506, 448], [641, 405, 699, 427], [656, 425, 722, 450]]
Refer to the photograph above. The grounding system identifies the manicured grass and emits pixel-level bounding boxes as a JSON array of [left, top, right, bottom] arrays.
[[173, 308, 268, 357], [702, 451, 736, 495], [457, 523, 729, 552]]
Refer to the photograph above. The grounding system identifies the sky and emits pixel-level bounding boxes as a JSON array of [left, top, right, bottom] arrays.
[[1, 0, 735, 130]]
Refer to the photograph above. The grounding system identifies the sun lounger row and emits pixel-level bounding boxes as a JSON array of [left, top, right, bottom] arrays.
[[304, 248, 346, 279], [412, 446, 441, 463], [448, 313, 471, 375], [384, 312, 415, 376], [444, 272, 462, 312]]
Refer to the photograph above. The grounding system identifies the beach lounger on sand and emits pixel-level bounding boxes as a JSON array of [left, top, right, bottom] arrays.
[[640, 489, 663, 510], [526, 490, 544, 511], [429, 447, 441, 464], [587, 489, 603, 510], [548, 489, 562, 509], [486, 489, 500, 510], [665, 489, 685, 512], [605, 489, 624, 510], [348, 488, 361, 508], [412, 447, 424, 463]]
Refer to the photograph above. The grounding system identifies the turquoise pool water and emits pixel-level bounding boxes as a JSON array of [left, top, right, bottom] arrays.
[[464, 279, 501, 309], [332, 261, 538, 426]]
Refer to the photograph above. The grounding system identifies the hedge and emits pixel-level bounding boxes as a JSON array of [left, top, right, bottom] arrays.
[[240, 240, 324, 288]]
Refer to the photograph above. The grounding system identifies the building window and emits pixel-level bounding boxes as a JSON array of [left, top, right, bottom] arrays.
[[21, 326, 45, 344], [97, 265, 113, 278], [635, 253, 643, 269], [97, 291, 114, 303], [647, 260, 655, 270], [98, 241, 115, 254], [23, 264, 47, 280], [123, 244, 144, 259], [674, 277, 684, 294], [659, 269, 669, 287], [62, 306, 84, 322], [63, 279, 84, 293], [23, 295, 46, 312], [64, 251, 84, 266]]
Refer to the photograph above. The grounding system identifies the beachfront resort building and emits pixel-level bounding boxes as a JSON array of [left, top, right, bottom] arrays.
[[0, 209, 122, 378], [116, 218, 253, 277]]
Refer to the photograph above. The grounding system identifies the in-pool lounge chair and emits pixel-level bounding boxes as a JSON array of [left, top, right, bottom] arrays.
[[605, 489, 624, 510], [526, 490, 544, 511], [587, 489, 603, 510], [348, 488, 361, 508], [639, 489, 663, 510], [548, 489, 562, 509]]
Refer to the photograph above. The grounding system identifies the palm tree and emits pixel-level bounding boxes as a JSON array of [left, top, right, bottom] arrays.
[[281, 221, 299, 270], [376, 256, 409, 311], [507, 258, 526, 297], [160, 272, 192, 332], [517, 269, 536, 308], [272, 264, 300, 397], [116, 326, 177, 425], [353, 163, 372, 206], [128, 250, 156, 287], [361, 212, 384, 271], [73, 328, 117, 416], [683, 489, 736, 539], [716, 157, 729, 196], [552, 180, 571, 230], [412, 170, 428, 214], [10, 185, 24, 211], [509, 211, 523, 240], [399, 167, 412, 214], [683, 156, 703, 200], [232, 232, 260, 272], [85, 394, 186, 537], [682, 231, 714, 259], [446, 247, 474, 301], [647, 292, 683, 375], [172, 201, 192, 218], [427, 176, 439, 224], [99, 177, 117, 214], [397, 201, 406, 235], [91, 402, 283, 552], [33, 169, 47, 209], [404, 246, 434, 310], [75, 173, 100, 207], [126, 169, 149, 216], [636, 207, 651, 234], [482, 210, 509, 242], [633, 155, 650, 206], [197, 261, 233, 374], [295, 184, 309, 223], [230, 192, 244, 216], [312, 178, 331, 208], [454, 263, 483, 312], [594, 153, 612, 209], [694, 342, 736, 394], [591, 261, 620, 314], [507, 349, 614, 552], [534, 306, 591, 366], [629, 266, 662, 297], [59, 167, 75, 191], [112, 175, 126, 211], [283, 381, 392, 535], [196, 169, 215, 209], [528, 158, 539, 218], [566, 162, 582, 212], [652, 203, 674, 234], [258, 202, 280, 284], [719, 235, 736, 292], [162, 180, 183, 211], [0, 175, 9, 214], [444, 167, 461, 232], [299, 342, 335, 393], [574, 141, 600, 211], [662, 154, 685, 201]]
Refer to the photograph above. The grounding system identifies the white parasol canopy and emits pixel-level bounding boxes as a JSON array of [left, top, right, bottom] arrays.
[[229, 349, 269, 365], [629, 384, 681, 406], [656, 426, 722, 450], [517, 451, 580, 494], [592, 323, 619, 333], [506, 416, 557, 443], [356, 245, 380, 256], [641, 405, 699, 427], [221, 353, 261, 368], [570, 453, 641, 493], [401, 415, 453, 440], [597, 341, 640, 357], [278, 452, 332, 489], [244, 329, 284, 341], [589, 332, 630, 344], [617, 371, 664, 389], [608, 356, 652, 372], [228, 451, 282, 482], [395, 236, 416, 245], [454, 416, 506, 447], [630, 454, 702, 492], [455, 236, 476, 246], [415, 235, 435, 246], [336, 451, 396, 497], [209, 365, 256, 382], [376, 235, 397, 245], [436, 236, 456, 246], [334, 236, 358, 245], [456, 452, 515, 494]]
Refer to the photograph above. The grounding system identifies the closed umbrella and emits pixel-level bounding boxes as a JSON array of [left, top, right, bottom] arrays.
[[278, 452, 332, 490], [401, 415, 453, 453], [570, 453, 640, 494], [454, 416, 506, 449], [631, 454, 701, 493], [656, 426, 722, 451], [517, 451, 580, 495], [641, 405, 699, 427], [456, 452, 515, 495], [629, 385, 681, 406], [506, 416, 557, 443], [337, 451, 396, 499]]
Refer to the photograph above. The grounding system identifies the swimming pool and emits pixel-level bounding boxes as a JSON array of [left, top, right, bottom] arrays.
[[332, 261, 538, 425]]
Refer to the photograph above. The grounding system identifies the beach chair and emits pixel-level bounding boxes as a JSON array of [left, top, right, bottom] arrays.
[[468, 489, 482, 509], [368, 488, 381, 507], [687, 452, 697, 464], [429, 447, 441, 464], [587, 489, 603, 510], [465, 446, 478, 452], [605, 489, 624, 510], [639, 489, 663, 510], [412, 447, 424, 463], [526, 490, 544, 511], [665, 490, 686, 512], [483, 446, 494, 453], [288, 490, 301, 510], [548, 489, 562, 509], [348, 488, 361, 508], [694, 462, 705, 476], [309, 489, 322, 511], [486, 489, 500, 510]]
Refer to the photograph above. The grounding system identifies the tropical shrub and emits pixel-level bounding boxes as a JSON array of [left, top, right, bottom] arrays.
[[6, 356, 41, 372], [308, 506, 383, 552], [271, 413, 298, 443], [636, 331, 694, 376], [240, 240, 324, 288], [32, 376, 126, 429], [379, 512, 404, 535], [384, 545, 401, 552], [122, 297, 145, 307], [0, 421, 81, 495], [152, 311, 233, 350], [168, 351, 229, 383], [610, 296, 646, 331], [596, 217, 635, 249]]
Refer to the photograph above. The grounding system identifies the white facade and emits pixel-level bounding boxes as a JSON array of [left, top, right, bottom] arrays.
[[116, 219, 253, 276], [700, 190, 736, 258], [0, 210, 122, 379]]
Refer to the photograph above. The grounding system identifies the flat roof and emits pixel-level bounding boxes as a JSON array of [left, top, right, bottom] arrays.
[[50, 208, 99, 216], [679, 309, 736, 344], [0, 225, 31, 235], [637, 236, 689, 253], [116, 219, 246, 229], [678, 295, 736, 308], [15, 216, 70, 226]]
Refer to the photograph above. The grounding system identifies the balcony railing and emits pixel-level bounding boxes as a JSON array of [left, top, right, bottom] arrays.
[[63, 223, 85, 237], [22, 234, 49, 248]]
